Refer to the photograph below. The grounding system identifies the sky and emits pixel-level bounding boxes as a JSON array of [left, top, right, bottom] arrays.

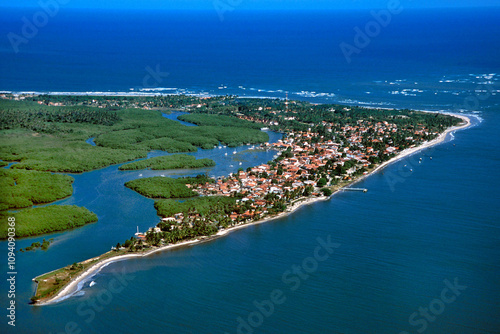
[[3, 0, 500, 10]]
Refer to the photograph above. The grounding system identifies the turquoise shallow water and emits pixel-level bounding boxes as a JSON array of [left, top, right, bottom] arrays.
[[1, 7, 499, 334]]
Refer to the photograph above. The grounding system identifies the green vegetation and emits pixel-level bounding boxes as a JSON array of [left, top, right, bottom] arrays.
[[177, 114, 262, 129], [0, 129, 147, 173], [317, 177, 328, 187], [125, 177, 197, 199], [320, 188, 333, 196], [0, 205, 98, 239], [136, 137, 197, 152], [0, 96, 269, 240], [119, 154, 215, 171], [91, 109, 267, 150], [0, 169, 74, 210], [198, 126, 269, 147], [147, 219, 219, 246], [20, 238, 53, 252], [125, 175, 212, 199], [23, 93, 229, 110], [0, 99, 268, 173], [0, 107, 120, 132], [154, 196, 237, 217], [139, 196, 239, 246]]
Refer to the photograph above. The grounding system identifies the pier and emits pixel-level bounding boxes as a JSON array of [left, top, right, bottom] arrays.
[[342, 188, 368, 193]]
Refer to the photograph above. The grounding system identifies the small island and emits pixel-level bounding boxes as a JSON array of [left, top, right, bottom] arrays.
[[8, 93, 470, 305], [119, 154, 215, 171]]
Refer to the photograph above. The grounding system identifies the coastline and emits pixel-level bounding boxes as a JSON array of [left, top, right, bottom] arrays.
[[34, 196, 328, 306], [348, 113, 471, 186], [33, 112, 472, 306], [33, 238, 202, 306]]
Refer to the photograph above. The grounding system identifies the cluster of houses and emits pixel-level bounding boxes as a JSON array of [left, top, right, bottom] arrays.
[[187, 117, 438, 224]]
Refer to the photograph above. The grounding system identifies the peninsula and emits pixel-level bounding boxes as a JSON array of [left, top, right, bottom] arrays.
[[2, 93, 470, 305]]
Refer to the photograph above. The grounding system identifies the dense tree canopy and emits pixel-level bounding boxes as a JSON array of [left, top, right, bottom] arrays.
[[0, 205, 98, 239], [119, 154, 215, 171]]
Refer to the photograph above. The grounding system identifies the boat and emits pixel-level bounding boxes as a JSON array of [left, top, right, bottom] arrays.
[[233, 150, 237, 154], [224, 153, 228, 156], [89, 281, 96, 287]]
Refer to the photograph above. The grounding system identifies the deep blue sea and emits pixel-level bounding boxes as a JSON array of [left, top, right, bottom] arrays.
[[1, 6, 500, 334]]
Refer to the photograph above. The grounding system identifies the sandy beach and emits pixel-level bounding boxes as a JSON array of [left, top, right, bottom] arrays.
[[34, 112, 471, 306], [34, 238, 202, 306], [35, 196, 327, 306], [346, 112, 471, 187]]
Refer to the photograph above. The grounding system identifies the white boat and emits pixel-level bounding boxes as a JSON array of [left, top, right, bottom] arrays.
[[139, 174, 142, 177], [233, 150, 237, 154], [224, 153, 228, 156], [239, 162, 242, 165], [89, 281, 96, 287], [160, 174, 165, 177]]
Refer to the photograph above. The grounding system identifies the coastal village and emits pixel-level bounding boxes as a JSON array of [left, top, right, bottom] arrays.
[[140, 117, 441, 240]]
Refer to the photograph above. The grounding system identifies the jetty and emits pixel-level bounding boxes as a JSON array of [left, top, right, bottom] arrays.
[[342, 188, 368, 193]]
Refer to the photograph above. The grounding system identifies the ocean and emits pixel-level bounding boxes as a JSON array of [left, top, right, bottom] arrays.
[[1, 6, 499, 334]]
